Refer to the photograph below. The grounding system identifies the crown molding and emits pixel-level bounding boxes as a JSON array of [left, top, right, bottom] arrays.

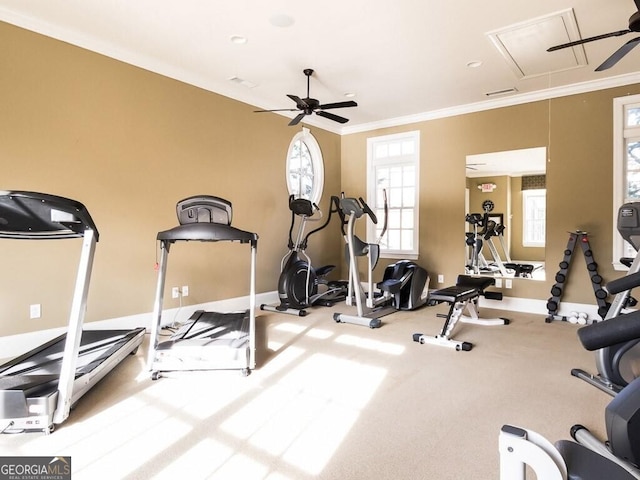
[[340, 72, 640, 135]]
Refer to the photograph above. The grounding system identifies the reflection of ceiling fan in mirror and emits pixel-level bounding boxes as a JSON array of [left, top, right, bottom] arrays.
[[547, 0, 640, 71], [466, 163, 486, 171], [253, 69, 358, 126]]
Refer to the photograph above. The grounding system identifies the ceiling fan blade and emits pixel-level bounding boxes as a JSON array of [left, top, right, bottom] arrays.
[[316, 111, 349, 124], [288, 113, 306, 126], [595, 36, 640, 71], [287, 94, 308, 108], [254, 108, 300, 113], [547, 29, 631, 52], [318, 100, 358, 110]]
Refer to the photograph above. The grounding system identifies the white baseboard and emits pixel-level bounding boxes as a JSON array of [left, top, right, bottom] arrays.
[[0, 291, 279, 360], [0, 290, 605, 360], [479, 295, 601, 322]]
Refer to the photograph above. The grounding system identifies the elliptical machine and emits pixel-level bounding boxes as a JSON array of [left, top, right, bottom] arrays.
[[500, 311, 640, 479], [333, 195, 429, 328], [261, 195, 347, 317], [571, 202, 640, 396]]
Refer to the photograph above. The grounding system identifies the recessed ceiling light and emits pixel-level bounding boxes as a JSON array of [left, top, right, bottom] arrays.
[[466, 61, 483, 68], [344, 92, 356, 98], [269, 13, 295, 28], [230, 35, 247, 45]]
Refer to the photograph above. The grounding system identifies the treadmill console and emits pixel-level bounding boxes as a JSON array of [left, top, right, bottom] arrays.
[[176, 195, 232, 226], [618, 202, 640, 251], [0, 190, 98, 240]]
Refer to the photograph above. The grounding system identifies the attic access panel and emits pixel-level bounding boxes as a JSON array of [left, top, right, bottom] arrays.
[[487, 9, 587, 79]]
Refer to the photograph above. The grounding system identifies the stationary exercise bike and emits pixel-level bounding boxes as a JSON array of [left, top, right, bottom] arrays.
[[261, 195, 347, 317], [500, 311, 640, 479], [333, 195, 429, 328], [572, 202, 640, 396]]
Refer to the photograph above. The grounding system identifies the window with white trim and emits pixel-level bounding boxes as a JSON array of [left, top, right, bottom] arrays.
[[286, 127, 324, 204], [366, 131, 420, 258], [522, 189, 546, 247], [613, 94, 640, 270]]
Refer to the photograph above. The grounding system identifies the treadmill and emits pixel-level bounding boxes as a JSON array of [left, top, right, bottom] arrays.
[[147, 195, 258, 379], [0, 191, 145, 434]]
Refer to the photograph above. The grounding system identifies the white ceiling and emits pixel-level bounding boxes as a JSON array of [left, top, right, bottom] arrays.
[[1, 0, 639, 134]]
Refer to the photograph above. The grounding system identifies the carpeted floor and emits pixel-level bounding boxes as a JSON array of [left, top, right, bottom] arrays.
[[0, 302, 612, 479]]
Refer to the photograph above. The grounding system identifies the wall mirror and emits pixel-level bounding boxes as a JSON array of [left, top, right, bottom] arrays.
[[465, 147, 546, 281]]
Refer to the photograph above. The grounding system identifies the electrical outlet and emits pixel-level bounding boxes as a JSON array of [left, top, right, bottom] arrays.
[[495, 278, 502, 288], [172, 287, 180, 299], [182, 285, 189, 297], [505, 279, 512, 289], [30, 304, 41, 319], [437, 274, 444, 284]]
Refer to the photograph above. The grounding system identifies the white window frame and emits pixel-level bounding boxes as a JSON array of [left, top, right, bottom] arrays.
[[613, 94, 640, 270], [285, 127, 324, 204], [522, 188, 546, 247], [366, 131, 420, 259]]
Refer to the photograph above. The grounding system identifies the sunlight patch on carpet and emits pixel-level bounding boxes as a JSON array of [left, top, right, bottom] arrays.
[[335, 334, 405, 355], [219, 353, 386, 475]]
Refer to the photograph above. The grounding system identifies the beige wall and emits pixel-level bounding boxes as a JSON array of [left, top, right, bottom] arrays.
[[342, 87, 640, 304], [2, 20, 640, 338], [0, 22, 343, 336]]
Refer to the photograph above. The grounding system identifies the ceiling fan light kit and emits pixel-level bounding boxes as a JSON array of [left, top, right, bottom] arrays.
[[254, 68, 358, 126], [547, 0, 640, 71]]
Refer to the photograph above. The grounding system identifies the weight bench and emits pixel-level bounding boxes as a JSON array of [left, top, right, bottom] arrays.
[[504, 262, 534, 278], [413, 275, 509, 351]]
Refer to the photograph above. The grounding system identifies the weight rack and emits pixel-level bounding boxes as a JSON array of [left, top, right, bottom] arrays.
[[546, 231, 608, 322]]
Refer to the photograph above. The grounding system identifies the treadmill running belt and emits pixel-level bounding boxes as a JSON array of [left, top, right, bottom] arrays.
[[172, 310, 249, 340], [0, 329, 143, 377]]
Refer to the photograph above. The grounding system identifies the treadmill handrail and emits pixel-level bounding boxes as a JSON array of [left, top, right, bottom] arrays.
[[157, 223, 258, 244], [0, 191, 99, 240]]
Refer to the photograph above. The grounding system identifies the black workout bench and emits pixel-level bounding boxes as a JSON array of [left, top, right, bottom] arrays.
[[413, 275, 509, 351]]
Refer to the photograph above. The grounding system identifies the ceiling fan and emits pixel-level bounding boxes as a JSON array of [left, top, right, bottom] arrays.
[[254, 68, 357, 126], [547, 0, 640, 71]]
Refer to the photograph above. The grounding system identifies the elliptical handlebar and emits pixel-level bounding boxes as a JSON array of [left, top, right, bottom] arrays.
[[606, 270, 640, 295], [375, 189, 388, 244], [358, 197, 378, 225], [578, 309, 640, 351], [339, 197, 378, 223], [466, 213, 485, 226], [338, 192, 389, 245], [339, 197, 365, 219], [289, 195, 318, 218], [287, 195, 339, 251]]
